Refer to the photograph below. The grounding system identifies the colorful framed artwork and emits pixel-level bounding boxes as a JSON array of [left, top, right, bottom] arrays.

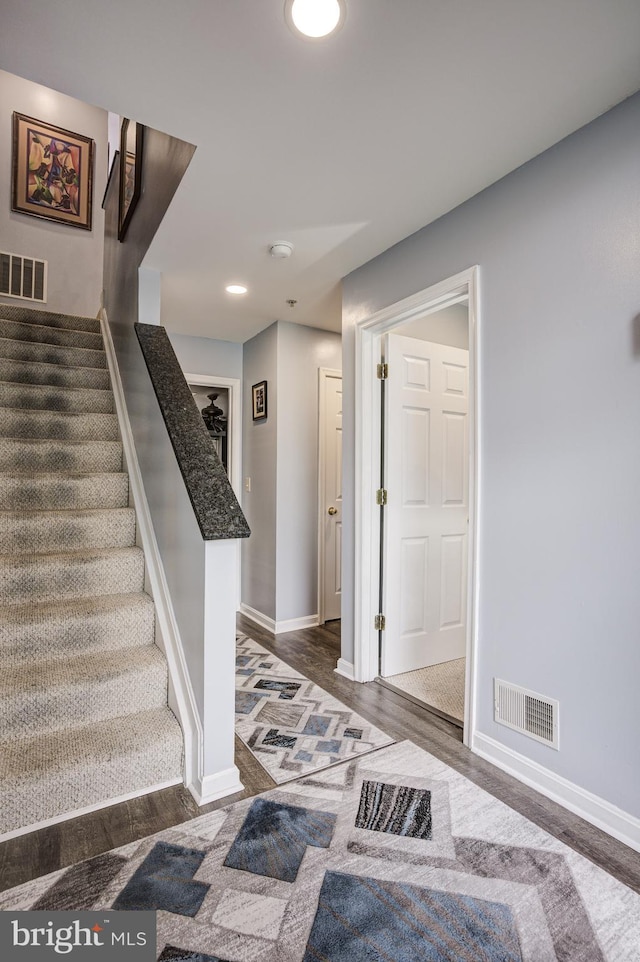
[[11, 112, 94, 231], [252, 380, 268, 421], [118, 118, 144, 240]]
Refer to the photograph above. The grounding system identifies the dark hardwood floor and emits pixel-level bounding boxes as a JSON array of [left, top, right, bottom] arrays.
[[1, 615, 638, 896]]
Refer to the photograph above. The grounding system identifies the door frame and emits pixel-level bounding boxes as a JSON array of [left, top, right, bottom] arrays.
[[184, 373, 242, 610], [183, 373, 242, 500], [318, 367, 343, 625], [353, 266, 480, 748]]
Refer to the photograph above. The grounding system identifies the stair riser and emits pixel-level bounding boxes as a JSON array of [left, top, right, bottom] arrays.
[[0, 439, 122, 472], [0, 708, 183, 836], [0, 357, 110, 390], [0, 318, 103, 352], [0, 409, 119, 442], [0, 382, 113, 414], [0, 659, 168, 739], [0, 305, 100, 334], [0, 337, 106, 369], [0, 550, 144, 605], [0, 509, 136, 556], [0, 475, 129, 510], [0, 596, 155, 663]]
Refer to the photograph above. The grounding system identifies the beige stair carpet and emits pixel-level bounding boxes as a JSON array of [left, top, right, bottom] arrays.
[[0, 305, 183, 837]]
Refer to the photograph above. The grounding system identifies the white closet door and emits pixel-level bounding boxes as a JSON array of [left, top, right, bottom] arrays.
[[382, 334, 469, 676]]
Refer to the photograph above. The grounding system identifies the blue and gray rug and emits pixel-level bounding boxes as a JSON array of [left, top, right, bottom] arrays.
[[2, 740, 638, 960], [235, 634, 394, 783]]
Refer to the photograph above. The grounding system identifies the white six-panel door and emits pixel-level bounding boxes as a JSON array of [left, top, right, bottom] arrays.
[[321, 371, 343, 621], [382, 334, 469, 676]]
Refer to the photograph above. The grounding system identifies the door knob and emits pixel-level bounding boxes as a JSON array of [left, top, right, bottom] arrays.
[[328, 506, 338, 516]]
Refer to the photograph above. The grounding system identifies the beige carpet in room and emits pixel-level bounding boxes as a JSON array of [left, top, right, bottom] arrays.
[[384, 658, 465, 726]]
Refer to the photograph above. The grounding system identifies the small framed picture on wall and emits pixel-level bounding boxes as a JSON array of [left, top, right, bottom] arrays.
[[252, 380, 267, 421]]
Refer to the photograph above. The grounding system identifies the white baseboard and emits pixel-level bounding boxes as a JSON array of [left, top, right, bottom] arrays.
[[188, 765, 243, 806], [0, 778, 183, 844], [472, 731, 640, 854], [335, 658, 356, 681], [239, 603, 276, 633], [276, 613, 320, 633], [240, 603, 319, 635]]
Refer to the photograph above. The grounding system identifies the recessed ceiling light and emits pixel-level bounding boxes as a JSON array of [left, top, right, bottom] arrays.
[[284, 0, 346, 39], [225, 284, 248, 295]]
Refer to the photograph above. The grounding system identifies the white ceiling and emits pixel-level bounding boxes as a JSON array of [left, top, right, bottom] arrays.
[[2, 0, 639, 342]]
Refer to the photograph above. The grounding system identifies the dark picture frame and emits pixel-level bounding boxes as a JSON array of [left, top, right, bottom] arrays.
[[11, 112, 94, 231], [252, 380, 268, 421], [118, 118, 144, 240], [102, 149, 119, 209]]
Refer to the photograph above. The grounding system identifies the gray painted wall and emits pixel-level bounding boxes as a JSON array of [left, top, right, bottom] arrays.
[[169, 331, 242, 380], [241, 320, 342, 625], [276, 321, 342, 622], [342, 93, 640, 818], [0, 70, 107, 317], [102, 128, 215, 713], [242, 322, 278, 620]]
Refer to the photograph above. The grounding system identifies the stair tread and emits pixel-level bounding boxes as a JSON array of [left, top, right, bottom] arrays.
[[0, 335, 105, 359], [0, 307, 100, 334], [0, 544, 143, 565], [0, 590, 153, 625], [0, 644, 164, 689], [0, 378, 113, 397], [0, 405, 117, 420], [0, 706, 183, 777], [0, 644, 162, 688], [0, 318, 103, 347], [0, 436, 121, 448], [0, 506, 134, 520], [0, 354, 109, 377], [0, 469, 126, 478], [0, 408, 119, 443]]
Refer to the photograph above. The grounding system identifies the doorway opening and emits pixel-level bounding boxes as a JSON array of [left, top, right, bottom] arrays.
[[377, 301, 469, 727], [318, 368, 343, 626], [353, 267, 479, 747], [185, 372, 242, 610]]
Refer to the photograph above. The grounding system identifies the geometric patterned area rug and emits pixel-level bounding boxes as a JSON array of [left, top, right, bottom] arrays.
[[235, 633, 394, 784], [2, 741, 639, 961]]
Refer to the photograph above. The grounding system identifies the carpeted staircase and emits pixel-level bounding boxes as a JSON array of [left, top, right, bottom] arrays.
[[0, 306, 184, 837]]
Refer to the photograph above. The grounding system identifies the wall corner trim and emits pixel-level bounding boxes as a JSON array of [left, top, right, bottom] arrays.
[[100, 309, 202, 793], [188, 765, 243, 806], [335, 659, 356, 681], [472, 731, 640, 853], [240, 603, 319, 635]]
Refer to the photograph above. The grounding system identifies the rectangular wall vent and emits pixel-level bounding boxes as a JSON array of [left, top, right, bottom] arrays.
[[494, 679, 559, 749], [0, 251, 47, 303]]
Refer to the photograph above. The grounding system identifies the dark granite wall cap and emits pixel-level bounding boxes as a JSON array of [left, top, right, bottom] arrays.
[[135, 322, 250, 541]]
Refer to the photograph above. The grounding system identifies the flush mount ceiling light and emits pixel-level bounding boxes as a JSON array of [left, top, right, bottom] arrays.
[[225, 284, 248, 295], [284, 0, 346, 39]]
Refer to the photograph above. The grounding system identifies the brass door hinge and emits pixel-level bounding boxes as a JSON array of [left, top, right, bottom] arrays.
[[374, 613, 386, 631], [376, 488, 388, 506], [376, 362, 388, 380]]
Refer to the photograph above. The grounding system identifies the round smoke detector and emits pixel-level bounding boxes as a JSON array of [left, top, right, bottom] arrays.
[[269, 241, 294, 258]]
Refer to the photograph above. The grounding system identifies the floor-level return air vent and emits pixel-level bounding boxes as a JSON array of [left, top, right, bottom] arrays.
[[0, 250, 47, 303], [494, 679, 559, 749]]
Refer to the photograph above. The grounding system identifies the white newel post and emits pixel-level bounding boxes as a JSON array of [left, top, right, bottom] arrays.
[[198, 538, 243, 802]]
